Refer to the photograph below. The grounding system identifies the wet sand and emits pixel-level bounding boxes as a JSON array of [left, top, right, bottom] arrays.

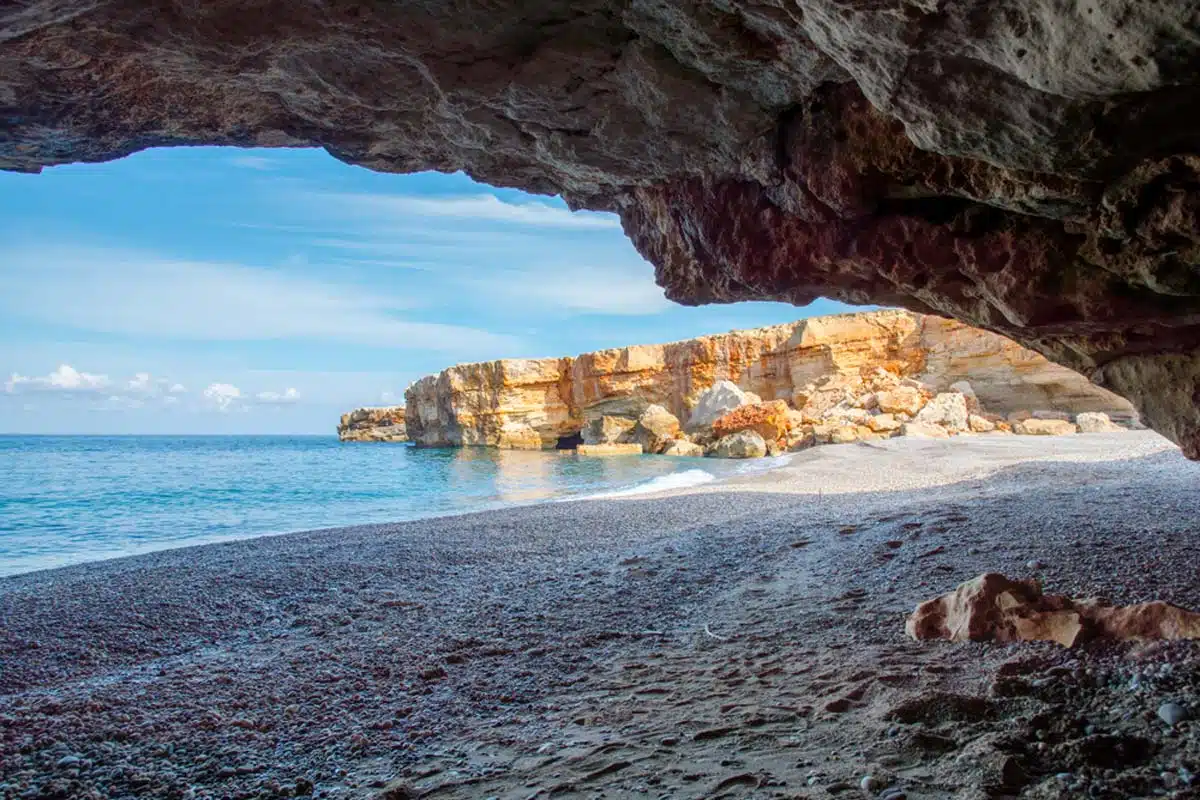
[[1, 432, 1197, 800]]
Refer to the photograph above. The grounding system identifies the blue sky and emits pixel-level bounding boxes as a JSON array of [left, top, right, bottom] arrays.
[[0, 147, 861, 434]]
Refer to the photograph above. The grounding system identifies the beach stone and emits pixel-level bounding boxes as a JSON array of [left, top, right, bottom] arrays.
[[899, 422, 950, 440], [907, 573, 1200, 647], [875, 387, 924, 417], [1014, 419, 1078, 436], [55, 756, 80, 769], [661, 439, 704, 457], [860, 774, 884, 792], [688, 380, 751, 430], [867, 413, 902, 433], [708, 430, 767, 459], [1157, 702, 1188, 726], [914, 392, 969, 432], [829, 425, 860, 444], [1076, 412, 1123, 433], [968, 414, 996, 433], [630, 405, 681, 454]]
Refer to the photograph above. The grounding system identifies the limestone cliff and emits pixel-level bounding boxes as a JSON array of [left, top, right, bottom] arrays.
[[403, 310, 1134, 449], [337, 407, 407, 443]]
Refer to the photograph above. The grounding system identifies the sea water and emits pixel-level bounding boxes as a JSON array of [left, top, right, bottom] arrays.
[[0, 435, 767, 577]]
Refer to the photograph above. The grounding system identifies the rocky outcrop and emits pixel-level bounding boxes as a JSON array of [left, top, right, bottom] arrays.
[[337, 407, 407, 442], [908, 574, 1200, 648], [7, 2, 1200, 453], [404, 310, 1136, 451]]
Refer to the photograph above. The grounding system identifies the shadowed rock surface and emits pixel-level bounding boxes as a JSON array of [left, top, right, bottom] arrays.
[[5, 1, 1200, 451]]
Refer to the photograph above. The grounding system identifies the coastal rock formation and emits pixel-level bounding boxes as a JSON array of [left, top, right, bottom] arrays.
[[1076, 412, 1124, 434], [908, 574, 1200, 648], [337, 407, 407, 442], [711, 400, 791, 451], [7, 2, 1200, 453], [403, 310, 1136, 452]]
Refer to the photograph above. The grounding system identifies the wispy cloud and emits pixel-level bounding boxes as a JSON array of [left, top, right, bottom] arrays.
[[5, 364, 110, 394], [0, 244, 522, 353], [315, 191, 620, 230], [255, 387, 300, 405]]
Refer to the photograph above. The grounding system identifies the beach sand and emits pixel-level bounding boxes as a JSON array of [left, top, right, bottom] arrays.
[[1, 432, 1198, 799]]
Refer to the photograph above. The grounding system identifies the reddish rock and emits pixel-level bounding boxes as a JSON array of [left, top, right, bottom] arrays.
[[907, 574, 1200, 648], [711, 401, 792, 448]]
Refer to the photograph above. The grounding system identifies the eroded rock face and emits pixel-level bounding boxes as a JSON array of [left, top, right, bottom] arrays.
[[5, 1, 1200, 451], [337, 407, 407, 442], [402, 310, 1134, 448], [908, 574, 1200, 648]]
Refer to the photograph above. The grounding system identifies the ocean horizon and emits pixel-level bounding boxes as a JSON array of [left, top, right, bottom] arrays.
[[0, 434, 771, 577]]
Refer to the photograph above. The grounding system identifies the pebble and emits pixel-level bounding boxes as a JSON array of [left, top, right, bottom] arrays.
[[1026, 559, 1044, 570], [877, 788, 906, 800], [1157, 702, 1188, 726], [860, 774, 883, 792], [55, 755, 80, 769]]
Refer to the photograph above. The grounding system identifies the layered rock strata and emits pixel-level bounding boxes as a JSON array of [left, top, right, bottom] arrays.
[[337, 407, 407, 442], [6, 2, 1200, 453], [403, 310, 1134, 451]]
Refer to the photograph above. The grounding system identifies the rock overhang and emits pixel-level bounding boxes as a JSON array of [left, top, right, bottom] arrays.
[[4, 0, 1200, 454]]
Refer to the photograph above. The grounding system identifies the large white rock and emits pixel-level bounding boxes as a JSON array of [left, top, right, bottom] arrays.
[[1076, 412, 1123, 433], [913, 392, 970, 432], [688, 380, 750, 430], [949, 380, 981, 413], [707, 430, 767, 458], [631, 404, 682, 454]]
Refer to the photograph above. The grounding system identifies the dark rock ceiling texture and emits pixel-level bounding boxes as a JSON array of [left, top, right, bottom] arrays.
[[4, 0, 1200, 455]]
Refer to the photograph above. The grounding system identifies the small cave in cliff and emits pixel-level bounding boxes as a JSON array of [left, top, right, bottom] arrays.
[[555, 432, 584, 450]]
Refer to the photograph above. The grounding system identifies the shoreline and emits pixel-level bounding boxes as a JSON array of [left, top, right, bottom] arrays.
[[2, 432, 1197, 800]]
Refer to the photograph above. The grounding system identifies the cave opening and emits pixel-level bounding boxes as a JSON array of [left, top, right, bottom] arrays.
[[555, 431, 584, 450]]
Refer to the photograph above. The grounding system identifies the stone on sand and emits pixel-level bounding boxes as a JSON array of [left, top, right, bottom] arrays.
[[1076, 412, 1123, 433], [907, 573, 1200, 647], [900, 422, 950, 439], [1014, 419, 1078, 436], [708, 430, 767, 459], [913, 392, 969, 432]]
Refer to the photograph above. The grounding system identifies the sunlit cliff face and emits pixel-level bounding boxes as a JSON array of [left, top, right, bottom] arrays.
[[5, 1, 1200, 454]]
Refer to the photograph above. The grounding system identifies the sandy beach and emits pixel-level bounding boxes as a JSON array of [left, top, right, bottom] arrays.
[[1, 432, 1198, 800]]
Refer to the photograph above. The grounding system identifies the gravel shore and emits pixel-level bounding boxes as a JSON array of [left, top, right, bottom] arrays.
[[1, 432, 1197, 800]]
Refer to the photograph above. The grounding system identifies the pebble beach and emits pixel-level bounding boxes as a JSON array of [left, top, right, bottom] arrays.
[[1, 432, 1197, 800]]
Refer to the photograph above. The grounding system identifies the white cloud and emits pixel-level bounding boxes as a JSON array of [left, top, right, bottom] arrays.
[[169, 383, 187, 394], [0, 245, 521, 353], [126, 372, 153, 393], [5, 364, 110, 394], [203, 382, 242, 412], [255, 387, 300, 405], [318, 191, 620, 230]]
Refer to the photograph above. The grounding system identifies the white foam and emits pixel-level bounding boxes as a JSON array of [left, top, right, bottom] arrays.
[[579, 468, 717, 499]]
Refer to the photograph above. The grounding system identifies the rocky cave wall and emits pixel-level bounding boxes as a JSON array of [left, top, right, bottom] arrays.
[[5, 1, 1200, 454]]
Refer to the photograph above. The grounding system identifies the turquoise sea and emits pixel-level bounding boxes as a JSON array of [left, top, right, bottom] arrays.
[[0, 435, 769, 577]]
